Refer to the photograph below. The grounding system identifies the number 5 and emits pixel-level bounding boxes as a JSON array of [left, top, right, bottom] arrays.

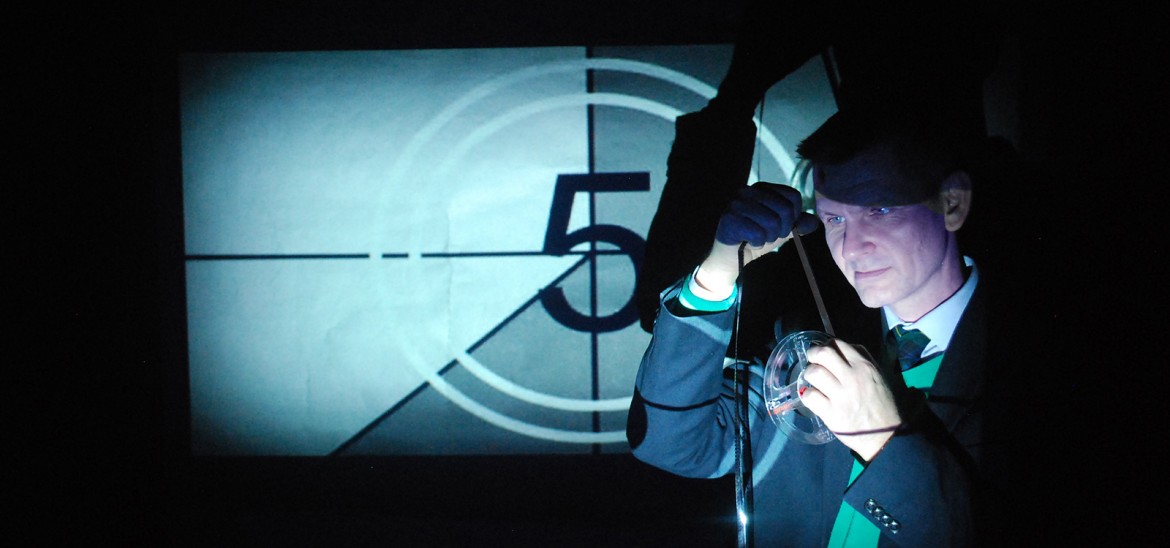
[[540, 172, 649, 332]]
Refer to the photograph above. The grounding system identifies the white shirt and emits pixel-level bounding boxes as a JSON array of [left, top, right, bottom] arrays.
[[881, 256, 979, 358]]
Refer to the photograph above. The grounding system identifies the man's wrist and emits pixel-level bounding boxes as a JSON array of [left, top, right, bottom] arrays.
[[692, 263, 737, 300], [678, 267, 738, 312], [854, 430, 897, 463]]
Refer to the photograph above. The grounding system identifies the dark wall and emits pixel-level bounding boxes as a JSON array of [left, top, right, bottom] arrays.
[[15, 1, 1161, 544]]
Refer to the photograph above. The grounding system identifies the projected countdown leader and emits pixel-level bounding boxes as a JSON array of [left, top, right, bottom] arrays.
[[335, 56, 798, 452]]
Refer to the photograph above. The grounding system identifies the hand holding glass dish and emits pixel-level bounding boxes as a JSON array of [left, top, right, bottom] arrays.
[[762, 330, 837, 445]]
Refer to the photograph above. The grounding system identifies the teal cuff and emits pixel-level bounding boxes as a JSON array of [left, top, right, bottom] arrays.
[[677, 272, 738, 312]]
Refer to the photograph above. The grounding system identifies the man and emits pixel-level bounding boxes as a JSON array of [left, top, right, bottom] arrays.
[[626, 3, 1038, 546]]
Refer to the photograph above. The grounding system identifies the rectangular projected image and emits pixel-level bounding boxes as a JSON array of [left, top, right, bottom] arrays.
[[182, 46, 836, 456]]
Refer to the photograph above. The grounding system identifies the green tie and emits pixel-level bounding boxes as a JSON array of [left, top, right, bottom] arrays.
[[887, 325, 931, 371]]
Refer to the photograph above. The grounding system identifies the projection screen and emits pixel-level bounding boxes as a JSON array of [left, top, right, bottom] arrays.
[[182, 45, 836, 456]]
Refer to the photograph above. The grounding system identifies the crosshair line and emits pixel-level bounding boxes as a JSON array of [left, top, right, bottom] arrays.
[[186, 250, 628, 261], [418, 249, 626, 259], [330, 253, 626, 455], [186, 253, 372, 260]]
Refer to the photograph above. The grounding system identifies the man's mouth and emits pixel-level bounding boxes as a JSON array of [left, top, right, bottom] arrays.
[[854, 267, 890, 281]]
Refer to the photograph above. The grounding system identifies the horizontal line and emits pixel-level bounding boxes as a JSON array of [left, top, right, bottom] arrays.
[[421, 251, 548, 258], [186, 249, 630, 261], [421, 249, 625, 258], [186, 254, 371, 261]]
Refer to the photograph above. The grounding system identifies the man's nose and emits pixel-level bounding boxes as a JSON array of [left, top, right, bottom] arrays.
[[841, 225, 875, 259]]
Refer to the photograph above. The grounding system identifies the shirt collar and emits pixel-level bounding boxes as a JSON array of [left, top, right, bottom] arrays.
[[882, 256, 978, 356]]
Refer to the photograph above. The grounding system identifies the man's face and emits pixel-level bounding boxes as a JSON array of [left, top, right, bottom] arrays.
[[815, 192, 957, 320]]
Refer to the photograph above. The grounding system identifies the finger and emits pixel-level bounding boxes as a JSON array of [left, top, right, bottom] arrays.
[[740, 185, 796, 215], [716, 183, 804, 246], [738, 185, 800, 233], [727, 201, 788, 245], [751, 183, 815, 237], [805, 342, 852, 380], [794, 211, 820, 236], [800, 362, 842, 401], [833, 340, 878, 369], [719, 200, 789, 247], [798, 384, 831, 416], [716, 209, 770, 246], [748, 182, 804, 216]]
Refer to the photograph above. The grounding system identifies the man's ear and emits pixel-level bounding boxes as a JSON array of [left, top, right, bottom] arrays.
[[939, 171, 973, 232]]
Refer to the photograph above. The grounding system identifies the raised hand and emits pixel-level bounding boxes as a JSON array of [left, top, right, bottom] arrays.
[[694, 182, 818, 296]]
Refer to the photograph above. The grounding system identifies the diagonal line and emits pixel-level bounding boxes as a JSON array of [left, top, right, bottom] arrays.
[[330, 255, 593, 455]]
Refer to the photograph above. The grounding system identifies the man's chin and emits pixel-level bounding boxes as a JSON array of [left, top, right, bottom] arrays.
[[855, 287, 894, 309]]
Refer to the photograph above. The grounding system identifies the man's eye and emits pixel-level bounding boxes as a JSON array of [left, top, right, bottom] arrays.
[[825, 216, 844, 225], [869, 207, 891, 216]]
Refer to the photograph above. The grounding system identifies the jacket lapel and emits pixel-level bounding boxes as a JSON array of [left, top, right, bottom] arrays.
[[924, 281, 989, 430]]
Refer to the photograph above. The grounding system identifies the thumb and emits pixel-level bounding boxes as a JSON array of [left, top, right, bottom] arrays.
[[794, 212, 820, 236]]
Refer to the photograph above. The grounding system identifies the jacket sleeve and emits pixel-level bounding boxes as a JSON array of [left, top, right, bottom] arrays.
[[627, 280, 783, 480], [841, 285, 1017, 547], [844, 405, 979, 546]]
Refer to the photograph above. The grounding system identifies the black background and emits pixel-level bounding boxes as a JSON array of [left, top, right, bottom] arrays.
[[13, 0, 1163, 545]]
